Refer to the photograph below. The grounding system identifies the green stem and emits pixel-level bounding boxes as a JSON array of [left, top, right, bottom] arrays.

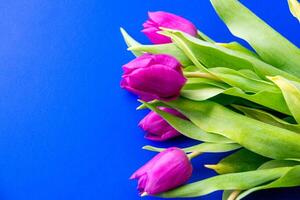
[[184, 72, 220, 81], [188, 151, 202, 160], [227, 190, 241, 200]]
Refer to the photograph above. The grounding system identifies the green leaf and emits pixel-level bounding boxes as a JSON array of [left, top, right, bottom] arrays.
[[183, 69, 290, 115], [141, 100, 233, 143], [181, 83, 290, 115], [160, 29, 208, 72], [209, 67, 278, 93], [216, 42, 258, 58], [238, 69, 261, 80], [205, 149, 270, 174], [236, 165, 300, 200], [160, 29, 300, 82], [211, 0, 300, 77], [224, 87, 290, 115], [143, 142, 241, 153], [165, 98, 300, 160], [159, 167, 291, 198], [233, 105, 300, 133], [128, 43, 192, 66], [269, 76, 300, 124], [259, 160, 300, 170], [120, 28, 142, 56], [181, 85, 224, 101], [184, 77, 228, 89], [288, 0, 300, 22]]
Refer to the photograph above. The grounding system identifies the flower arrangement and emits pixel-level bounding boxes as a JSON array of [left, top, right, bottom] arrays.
[[120, 0, 300, 199]]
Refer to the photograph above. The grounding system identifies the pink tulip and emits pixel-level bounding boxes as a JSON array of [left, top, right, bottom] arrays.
[[139, 107, 184, 141], [121, 54, 186, 101], [130, 147, 192, 195], [142, 11, 197, 44]]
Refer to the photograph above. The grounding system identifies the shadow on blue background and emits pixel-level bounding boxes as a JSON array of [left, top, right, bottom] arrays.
[[0, 0, 299, 199]]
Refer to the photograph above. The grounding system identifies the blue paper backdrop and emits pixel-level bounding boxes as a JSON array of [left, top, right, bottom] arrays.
[[0, 0, 299, 199]]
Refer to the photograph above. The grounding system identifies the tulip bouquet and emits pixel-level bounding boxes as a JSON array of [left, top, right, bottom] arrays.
[[120, 0, 300, 199]]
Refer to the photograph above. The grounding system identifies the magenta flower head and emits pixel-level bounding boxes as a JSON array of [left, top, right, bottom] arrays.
[[142, 11, 197, 44], [139, 107, 184, 141], [121, 54, 186, 101], [130, 147, 193, 195]]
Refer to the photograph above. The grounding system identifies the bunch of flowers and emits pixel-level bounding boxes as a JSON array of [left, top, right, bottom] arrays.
[[121, 0, 300, 199]]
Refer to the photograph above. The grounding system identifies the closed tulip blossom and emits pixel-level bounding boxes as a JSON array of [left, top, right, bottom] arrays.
[[142, 11, 197, 44], [121, 54, 186, 101], [139, 107, 184, 141], [130, 147, 193, 195]]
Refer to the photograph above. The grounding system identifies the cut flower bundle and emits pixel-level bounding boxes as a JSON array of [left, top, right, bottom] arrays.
[[120, 0, 300, 199]]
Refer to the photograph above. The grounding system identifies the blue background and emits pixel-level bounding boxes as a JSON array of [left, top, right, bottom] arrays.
[[0, 0, 299, 199]]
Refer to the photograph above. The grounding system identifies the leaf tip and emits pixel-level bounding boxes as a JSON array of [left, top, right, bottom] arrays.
[[204, 164, 219, 170]]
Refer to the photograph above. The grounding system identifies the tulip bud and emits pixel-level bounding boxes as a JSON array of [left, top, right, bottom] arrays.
[[142, 11, 197, 44], [121, 54, 186, 101], [139, 107, 184, 141], [130, 147, 193, 195]]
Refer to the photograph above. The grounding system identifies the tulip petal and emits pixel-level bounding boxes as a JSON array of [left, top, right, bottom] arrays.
[[126, 65, 186, 101], [139, 108, 184, 141], [144, 148, 192, 194], [122, 54, 153, 74], [142, 11, 197, 44]]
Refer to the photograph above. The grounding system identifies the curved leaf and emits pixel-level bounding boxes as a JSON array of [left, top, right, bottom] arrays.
[[224, 87, 290, 115], [288, 0, 300, 22], [143, 142, 241, 153], [159, 167, 291, 198], [160, 29, 300, 82], [217, 42, 258, 58], [165, 98, 300, 160], [211, 0, 300, 77], [233, 105, 300, 133], [206, 149, 270, 174], [120, 28, 142, 56], [237, 165, 300, 200], [269, 76, 300, 123]]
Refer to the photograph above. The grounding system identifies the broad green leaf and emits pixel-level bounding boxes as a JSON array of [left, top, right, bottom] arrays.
[[159, 167, 291, 198], [183, 65, 199, 72], [269, 76, 300, 124], [237, 165, 300, 200], [217, 42, 258, 58], [206, 149, 270, 174], [160, 29, 300, 82], [160, 29, 208, 72], [288, 0, 300, 22], [183, 71, 290, 115], [238, 69, 261, 80], [120, 28, 142, 56], [141, 101, 233, 143], [181, 85, 224, 101], [143, 142, 241, 153], [181, 83, 290, 115], [165, 98, 300, 160], [184, 77, 229, 89], [259, 160, 300, 170], [209, 67, 278, 93], [211, 0, 300, 77], [233, 105, 300, 133], [224, 87, 290, 115], [128, 43, 192, 66]]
